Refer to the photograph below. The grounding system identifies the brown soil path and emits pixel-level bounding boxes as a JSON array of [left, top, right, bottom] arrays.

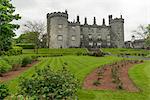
[[83, 61, 142, 92], [0, 61, 39, 82]]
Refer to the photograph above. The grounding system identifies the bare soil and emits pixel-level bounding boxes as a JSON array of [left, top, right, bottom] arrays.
[[0, 61, 38, 82], [83, 60, 143, 92]]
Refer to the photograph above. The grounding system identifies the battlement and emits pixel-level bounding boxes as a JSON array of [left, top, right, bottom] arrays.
[[109, 15, 124, 24], [47, 11, 68, 19]]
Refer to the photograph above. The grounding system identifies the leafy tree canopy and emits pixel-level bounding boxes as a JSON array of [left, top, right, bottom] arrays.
[[0, 0, 21, 51]]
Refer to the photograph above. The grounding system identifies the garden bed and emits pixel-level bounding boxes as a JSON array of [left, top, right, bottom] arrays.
[[83, 60, 143, 92], [0, 61, 38, 82]]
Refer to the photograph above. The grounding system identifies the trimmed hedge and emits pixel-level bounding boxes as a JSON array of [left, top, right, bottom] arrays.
[[16, 44, 35, 49]]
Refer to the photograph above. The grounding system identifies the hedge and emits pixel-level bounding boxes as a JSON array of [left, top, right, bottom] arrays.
[[16, 44, 35, 49], [0, 59, 12, 75]]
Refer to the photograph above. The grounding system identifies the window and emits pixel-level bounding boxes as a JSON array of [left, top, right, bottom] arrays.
[[80, 34, 83, 39], [89, 42, 93, 46], [57, 35, 63, 41], [71, 35, 76, 41], [58, 24, 63, 28], [72, 26, 75, 29], [97, 42, 102, 46], [98, 35, 101, 39], [107, 35, 110, 39], [89, 34, 92, 38], [107, 42, 110, 46]]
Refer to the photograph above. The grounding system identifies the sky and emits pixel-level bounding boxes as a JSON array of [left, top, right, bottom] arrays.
[[11, 0, 150, 41]]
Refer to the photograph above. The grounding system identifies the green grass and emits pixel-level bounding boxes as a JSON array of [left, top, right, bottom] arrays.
[[102, 48, 150, 56], [3, 55, 150, 100]]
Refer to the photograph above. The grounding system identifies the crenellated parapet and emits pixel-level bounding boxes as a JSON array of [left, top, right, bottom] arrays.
[[47, 12, 68, 19], [109, 15, 124, 24]]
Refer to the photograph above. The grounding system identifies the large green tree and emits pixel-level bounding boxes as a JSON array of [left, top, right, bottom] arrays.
[[0, 0, 21, 51]]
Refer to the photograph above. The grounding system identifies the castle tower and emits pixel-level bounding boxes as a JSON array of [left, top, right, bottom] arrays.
[[47, 11, 69, 48], [109, 15, 124, 48]]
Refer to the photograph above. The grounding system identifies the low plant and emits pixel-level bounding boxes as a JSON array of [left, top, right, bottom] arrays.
[[0, 84, 9, 99], [93, 80, 101, 86], [0, 59, 12, 76], [22, 56, 32, 67], [18, 66, 80, 99]]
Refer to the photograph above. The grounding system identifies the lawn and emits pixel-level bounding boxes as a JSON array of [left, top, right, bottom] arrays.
[[3, 55, 150, 100], [101, 48, 150, 56]]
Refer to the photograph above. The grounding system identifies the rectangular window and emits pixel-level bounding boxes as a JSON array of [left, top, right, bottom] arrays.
[[58, 24, 63, 28], [97, 42, 102, 46], [57, 35, 63, 41], [71, 35, 76, 41], [80, 34, 83, 39], [89, 42, 93, 46], [89, 34, 92, 38]]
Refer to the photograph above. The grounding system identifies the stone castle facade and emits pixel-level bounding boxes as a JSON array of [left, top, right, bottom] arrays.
[[47, 11, 124, 48]]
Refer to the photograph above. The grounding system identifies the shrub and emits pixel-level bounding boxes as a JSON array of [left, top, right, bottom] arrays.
[[22, 56, 32, 67], [0, 84, 9, 99], [0, 47, 22, 56], [19, 66, 80, 99], [3, 56, 22, 70], [0, 59, 12, 76]]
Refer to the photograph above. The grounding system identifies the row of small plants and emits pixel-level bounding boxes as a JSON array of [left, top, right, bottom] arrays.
[[93, 60, 143, 89], [1, 65, 80, 99], [0, 55, 38, 76]]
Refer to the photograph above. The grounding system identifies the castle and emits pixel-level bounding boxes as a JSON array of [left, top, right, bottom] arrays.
[[47, 11, 124, 48]]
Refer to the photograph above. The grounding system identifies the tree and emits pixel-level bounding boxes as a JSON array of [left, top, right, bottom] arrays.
[[0, 0, 21, 51], [23, 21, 46, 53], [19, 66, 80, 99], [132, 25, 150, 48]]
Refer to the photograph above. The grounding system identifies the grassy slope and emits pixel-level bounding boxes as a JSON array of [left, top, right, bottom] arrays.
[[4, 56, 150, 100]]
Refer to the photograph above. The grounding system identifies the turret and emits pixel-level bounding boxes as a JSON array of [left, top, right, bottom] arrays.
[[109, 15, 124, 48], [47, 11, 69, 48]]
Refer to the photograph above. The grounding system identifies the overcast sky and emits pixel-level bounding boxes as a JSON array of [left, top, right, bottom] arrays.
[[11, 0, 150, 41]]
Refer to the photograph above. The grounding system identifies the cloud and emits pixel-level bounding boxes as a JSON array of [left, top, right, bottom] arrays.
[[11, 0, 150, 41]]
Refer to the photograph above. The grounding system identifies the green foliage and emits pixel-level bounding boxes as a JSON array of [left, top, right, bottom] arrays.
[[0, 47, 22, 56], [0, 59, 12, 75], [0, 84, 9, 99], [22, 56, 32, 67], [0, 0, 21, 51], [19, 66, 80, 99], [16, 43, 35, 49], [3, 56, 23, 70]]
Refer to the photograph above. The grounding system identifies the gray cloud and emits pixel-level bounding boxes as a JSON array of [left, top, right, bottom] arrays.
[[12, 0, 150, 41]]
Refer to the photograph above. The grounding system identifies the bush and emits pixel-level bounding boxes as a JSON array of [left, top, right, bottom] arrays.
[[22, 56, 32, 67], [0, 47, 22, 56], [0, 84, 9, 99], [0, 59, 12, 76], [19, 66, 80, 99], [3, 56, 22, 70]]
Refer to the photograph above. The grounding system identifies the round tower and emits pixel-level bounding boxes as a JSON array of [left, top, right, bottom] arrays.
[[109, 15, 124, 48], [47, 11, 68, 48]]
